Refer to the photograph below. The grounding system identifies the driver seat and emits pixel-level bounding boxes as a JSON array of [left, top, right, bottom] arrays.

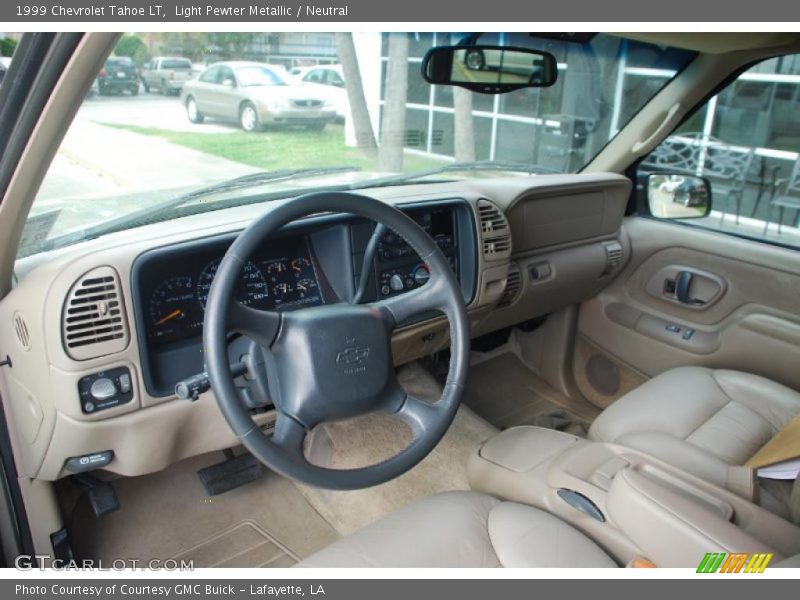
[[296, 491, 617, 568]]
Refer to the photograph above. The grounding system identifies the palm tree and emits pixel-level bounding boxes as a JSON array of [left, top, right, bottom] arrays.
[[378, 33, 410, 172], [452, 34, 476, 161], [335, 33, 378, 159]]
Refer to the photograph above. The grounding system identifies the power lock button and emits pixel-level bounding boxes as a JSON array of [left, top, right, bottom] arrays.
[[65, 450, 114, 473]]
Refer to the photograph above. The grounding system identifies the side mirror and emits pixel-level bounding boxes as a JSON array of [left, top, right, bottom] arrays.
[[647, 174, 712, 219], [221, 78, 236, 88], [422, 45, 557, 94]]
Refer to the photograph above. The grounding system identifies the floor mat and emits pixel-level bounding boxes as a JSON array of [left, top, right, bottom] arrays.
[[69, 452, 340, 564], [297, 361, 498, 536], [463, 351, 597, 432], [171, 521, 299, 568]]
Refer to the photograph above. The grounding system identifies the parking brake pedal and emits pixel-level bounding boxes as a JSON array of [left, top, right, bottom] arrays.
[[197, 449, 264, 496], [72, 473, 120, 518]]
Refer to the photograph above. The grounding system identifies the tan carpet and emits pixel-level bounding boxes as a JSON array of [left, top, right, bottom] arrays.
[[298, 361, 498, 535], [69, 452, 340, 565], [464, 352, 596, 431]]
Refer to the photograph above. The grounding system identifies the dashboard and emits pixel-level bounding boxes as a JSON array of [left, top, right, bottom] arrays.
[[131, 201, 475, 397], [1, 174, 633, 482]]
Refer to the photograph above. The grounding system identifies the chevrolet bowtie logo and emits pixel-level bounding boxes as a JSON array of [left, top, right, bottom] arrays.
[[336, 346, 370, 366]]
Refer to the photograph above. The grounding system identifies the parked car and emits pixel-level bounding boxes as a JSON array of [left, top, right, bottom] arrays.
[[0, 58, 8, 86], [671, 177, 709, 207], [141, 56, 194, 96], [181, 61, 336, 132], [292, 64, 345, 88], [291, 64, 349, 122], [96, 56, 139, 96]]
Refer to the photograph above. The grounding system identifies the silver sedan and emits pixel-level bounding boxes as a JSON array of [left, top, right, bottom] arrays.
[[181, 61, 336, 132]]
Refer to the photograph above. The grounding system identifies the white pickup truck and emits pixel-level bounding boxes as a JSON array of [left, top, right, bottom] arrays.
[[141, 56, 194, 96]]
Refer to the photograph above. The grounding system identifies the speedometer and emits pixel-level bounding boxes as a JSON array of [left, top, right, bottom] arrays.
[[196, 258, 268, 309], [149, 276, 196, 341]]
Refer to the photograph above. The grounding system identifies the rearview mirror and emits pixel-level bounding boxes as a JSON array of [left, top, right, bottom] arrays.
[[422, 45, 557, 93], [647, 174, 712, 219]]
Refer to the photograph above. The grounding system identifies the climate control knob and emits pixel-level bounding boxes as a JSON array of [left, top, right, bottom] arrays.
[[389, 274, 405, 291], [412, 265, 430, 285]]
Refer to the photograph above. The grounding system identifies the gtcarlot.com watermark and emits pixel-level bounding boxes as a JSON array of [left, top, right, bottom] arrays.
[[14, 555, 194, 571]]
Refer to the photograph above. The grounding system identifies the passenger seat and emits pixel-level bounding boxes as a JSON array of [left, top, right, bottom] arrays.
[[588, 367, 800, 517]]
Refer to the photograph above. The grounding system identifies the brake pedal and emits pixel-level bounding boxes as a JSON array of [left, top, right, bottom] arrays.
[[197, 449, 264, 496], [72, 473, 120, 518]]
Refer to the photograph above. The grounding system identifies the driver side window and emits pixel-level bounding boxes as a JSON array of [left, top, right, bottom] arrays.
[[639, 53, 800, 249]]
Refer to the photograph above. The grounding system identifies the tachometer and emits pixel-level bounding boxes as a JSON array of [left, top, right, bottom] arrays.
[[196, 258, 268, 309], [149, 276, 196, 340]]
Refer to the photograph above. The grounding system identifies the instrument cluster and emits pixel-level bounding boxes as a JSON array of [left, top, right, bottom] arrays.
[[140, 235, 323, 346]]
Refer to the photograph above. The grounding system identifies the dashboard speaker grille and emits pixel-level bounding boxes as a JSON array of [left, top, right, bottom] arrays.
[[13, 313, 31, 351], [477, 199, 512, 261], [497, 263, 522, 308], [62, 266, 129, 360]]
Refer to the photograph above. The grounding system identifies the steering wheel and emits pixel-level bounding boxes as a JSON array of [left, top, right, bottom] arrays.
[[204, 192, 470, 490]]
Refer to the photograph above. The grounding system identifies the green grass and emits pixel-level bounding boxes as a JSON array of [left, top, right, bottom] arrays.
[[97, 122, 444, 174]]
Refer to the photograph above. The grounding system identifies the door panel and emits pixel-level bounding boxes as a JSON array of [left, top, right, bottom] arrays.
[[576, 216, 800, 406]]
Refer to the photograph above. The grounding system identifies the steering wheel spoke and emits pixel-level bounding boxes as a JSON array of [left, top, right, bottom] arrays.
[[372, 274, 450, 329], [391, 393, 444, 438], [270, 412, 307, 459], [227, 300, 281, 348]]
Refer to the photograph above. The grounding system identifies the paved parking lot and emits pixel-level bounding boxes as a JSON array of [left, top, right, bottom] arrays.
[[80, 90, 234, 133]]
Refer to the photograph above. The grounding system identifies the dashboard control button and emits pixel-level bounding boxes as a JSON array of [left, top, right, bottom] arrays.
[[389, 274, 404, 291], [380, 285, 391, 296], [118, 373, 132, 394], [78, 367, 134, 414], [90, 378, 118, 401]]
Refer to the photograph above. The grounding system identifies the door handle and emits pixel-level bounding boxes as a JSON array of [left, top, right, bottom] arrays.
[[675, 270, 705, 306]]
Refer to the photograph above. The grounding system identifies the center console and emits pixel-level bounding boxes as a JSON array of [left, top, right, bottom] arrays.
[[468, 427, 800, 567]]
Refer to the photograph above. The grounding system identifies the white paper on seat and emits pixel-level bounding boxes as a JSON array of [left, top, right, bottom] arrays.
[[757, 458, 800, 480]]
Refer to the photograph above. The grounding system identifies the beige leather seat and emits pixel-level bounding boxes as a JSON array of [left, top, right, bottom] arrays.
[[589, 367, 800, 502], [297, 491, 617, 568]]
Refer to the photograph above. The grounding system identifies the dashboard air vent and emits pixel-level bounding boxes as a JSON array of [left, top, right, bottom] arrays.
[[497, 263, 522, 308], [13, 312, 31, 351], [62, 266, 129, 360], [602, 240, 624, 276], [477, 199, 512, 261]]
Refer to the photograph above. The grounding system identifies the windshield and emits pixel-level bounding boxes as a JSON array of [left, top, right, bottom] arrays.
[[20, 32, 695, 257]]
